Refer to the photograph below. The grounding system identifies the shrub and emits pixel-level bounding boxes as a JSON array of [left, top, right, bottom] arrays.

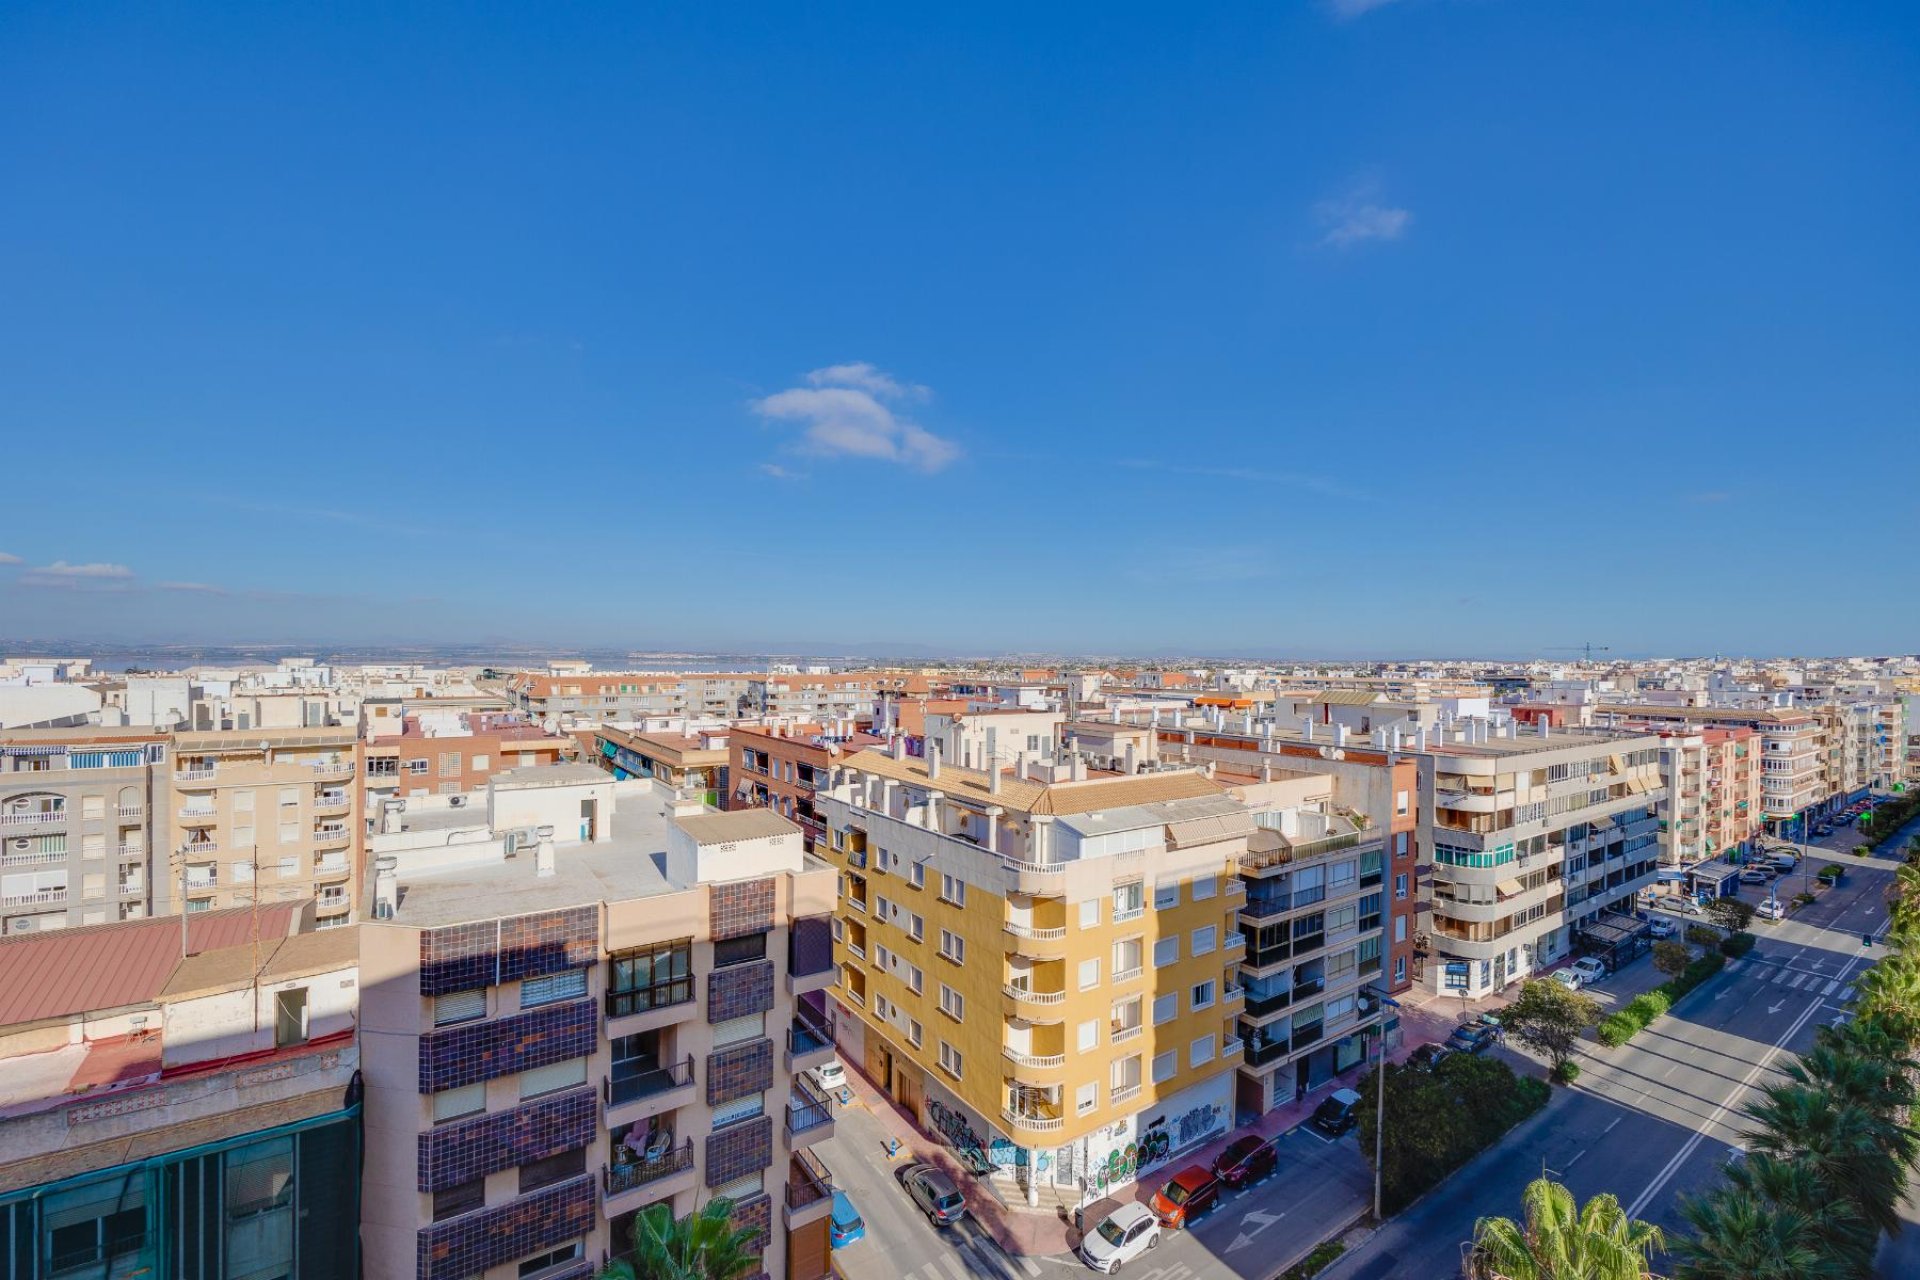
[[1553, 1059, 1581, 1085], [1359, 1055, 1552, 1213], [1819, 864, 1844, 882], [1686, 925, 1721, 946], [1627, 991, 1671, 1024], [1280, 1240, 1347, 1279], [1856, 845, 1873, 857], [1792, 891, 1816, 908], [1719, 931, 1756, 958], [1596, 1013, 1638, 1046]]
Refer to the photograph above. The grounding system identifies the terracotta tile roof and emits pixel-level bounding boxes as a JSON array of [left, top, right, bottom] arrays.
[[836, 749, 1224, 817], [0, 903, 304, 1027]]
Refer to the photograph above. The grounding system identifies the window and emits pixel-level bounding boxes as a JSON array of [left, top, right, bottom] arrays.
[[277, 821, 298, 845], [1190, 1035, 1215, 1068], [517, 1243, 584, 1278], [1152, 1050, 1177, 1083], [1329, 860, 1357, 893], [1113, 881, 1144, 917], [1153, 937, 1179, 966], [1393, 956, 1407, 983], [406, 759, 430, 775], [1152, 993, 1177, 1025], [608, 938, 693, 1016], [713, 932, 768, 970], [518, 1146, 586, 1193], [905, 963, 923, 994], [938, 984, 964, 1021], [938, 929, 965, 965], [1078, 1019, 1100, 1051], [520, 1056, 587, 1100], [434, 988, 487, 1026], [712, 1013, 765, 1047], [908, 861, 926, 889], [712, 1097, 765, 1129], [1153, 878, 1180, 910], [1192, 875, 1217, 901], [1078, 958, 1100, 990], [907, 1018, 923, 1048], [433, 1178, 485, 1222], [1394, 873, 1408, 900], [940, 874, 966, 907], [1190, 980, 1215, 1011], [432, 1081, 486, 1123], [1113, 937, 1142, 977], [520, 969, 587, 1009], [1077, 1082, 1098, 1114], [906, 912, 924, 943], [939, 1041, 963, 1079], [472, 754, 490, 772], [1396, 789, 1410, 816], [1110, 1055, 1142, 1092], [1192, 925, 1217, 956], [1396, 832, 1410, 857], [1080, 898, 1100, 928], [278, 786, 300, 807], [1395, 915, 1408, 943]]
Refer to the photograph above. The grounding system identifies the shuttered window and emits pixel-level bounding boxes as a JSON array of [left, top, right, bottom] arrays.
[[432, 1082, 486, 1122], [433, 988, 486, 1026], [712, 1013, 765, 1048], [711, 1096, 764, 1129], [713, 1171, 764, 1201], [519, 1057, 587, 1100], [519, 969, 587, 1009]]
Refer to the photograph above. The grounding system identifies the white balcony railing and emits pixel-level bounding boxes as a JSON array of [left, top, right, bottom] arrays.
[[0, 810, 65, 828], [116, 805, 143, 819], [1, 849, 69, 866], [4, 888, 68, 906]]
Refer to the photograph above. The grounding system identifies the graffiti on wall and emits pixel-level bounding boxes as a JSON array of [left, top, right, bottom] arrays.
[[1086, 1101, 1226, 1192]]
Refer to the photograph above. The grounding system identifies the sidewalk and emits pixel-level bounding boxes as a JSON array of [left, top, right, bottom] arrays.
[[839, 1025, 1431, 1258]]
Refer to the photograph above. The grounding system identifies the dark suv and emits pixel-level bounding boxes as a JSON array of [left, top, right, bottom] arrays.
[[1211, 1134, 1278, 1188]]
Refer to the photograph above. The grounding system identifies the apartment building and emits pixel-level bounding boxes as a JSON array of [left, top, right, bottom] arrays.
[[0, 908, 361, 1280], [1423, 719, 1665, 999], [362, 709, 572, 806], [1648, 727, 1762, 865], [358, 768, 838, 1280], [1598, 705, 1830, 834], [818, 747, 1247, 1205], [753, 675, 882, 722], [727, 723, 883, 853], [167, 727, 362, 928], [503, 672, 760, 726], [0, 728, 169, 934], [589, 725, 729, 804]]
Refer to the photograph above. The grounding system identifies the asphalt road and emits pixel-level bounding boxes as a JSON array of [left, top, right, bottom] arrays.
[[1321, 840, 1899, 1280]]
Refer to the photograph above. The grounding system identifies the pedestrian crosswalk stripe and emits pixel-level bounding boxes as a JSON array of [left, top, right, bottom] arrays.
[[1822, 979, 1839, 995], [1788, 972, 1809, 989], [1771, 969, 1791, 984], [1018, 1255, 1042, 1276], [939, 1256, 970, 1280]]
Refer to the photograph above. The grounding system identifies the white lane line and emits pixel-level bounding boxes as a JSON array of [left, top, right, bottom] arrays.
[[1823, 980, 1839, 995], [938, 1254, 970, 1280], [1604, 1116, 1623, 1134]]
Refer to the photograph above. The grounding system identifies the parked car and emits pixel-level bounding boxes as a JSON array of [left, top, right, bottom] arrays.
[[1211, 1134, 1278, 1188], [1447, 1022, 1501, 1055], [1407, 1042, 1455, 1072], [1755, 899, 1789, 922], [901, 1163, 968, 1227], [1655, 895, 1704, 916], [1080, 1203, 1161, 1273], [1310, 1088, 1364, 1138], [1739, 868, 1775, 885], [829, 1191, 866, 1248], [1648, 917, 1676, 939], [1570, 956, 1609, 985], [809, 1059, 848, 1096], [1149, 1166, 1221, 1229], [1551, 968, 1584, 992], [1815, 825, 1834, 837]]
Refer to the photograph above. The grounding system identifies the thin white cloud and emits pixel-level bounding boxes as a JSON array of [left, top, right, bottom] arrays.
[[157, 581, 230, 595], [0, 552, 21, 565], [753, 364, 959, 473], [1326, 0, 1404, 19], [758, 463, 805, 481], [29, 561, 134, 579], [1315, 179, 1412, 249]]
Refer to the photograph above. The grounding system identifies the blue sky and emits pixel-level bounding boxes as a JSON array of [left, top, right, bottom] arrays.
[[2, 1, 1916, 657]]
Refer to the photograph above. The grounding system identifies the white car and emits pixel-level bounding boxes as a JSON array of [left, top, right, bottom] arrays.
[[1648, 918, 1676, 939], [1755, 899, 1788, 922], [1570, 957, 1609, 985], [1550, 968, 1584, 992], [809, 1060, 848, 1094], [1080, 1202, 1161, 1273], [1655, 895, 1704, 917]]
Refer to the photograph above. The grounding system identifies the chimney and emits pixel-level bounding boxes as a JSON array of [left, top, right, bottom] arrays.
[[892, 735, 907, 761], [534, 825, 556, 877], [372, 855, 399, 919], [1124, 742, 1138, 774], [989, 761, 1003, 795], [1261, 758, 1274, 783], [928, 741, 942, 780], [1071, 754, 1087, 782], [1541, 719, 1552, 740], [1204, 760, 1217, 779], [1335, 723, 1350, 747]]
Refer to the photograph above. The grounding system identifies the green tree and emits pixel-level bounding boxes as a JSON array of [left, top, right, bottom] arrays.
[[1673, 1188, 1855, 1280], [1500, 978, 1603, 1071], [1467, 1177, 1665, 1280], [1717, 1151, 1875, 1276], [1850, 954, 1920, 1022], [1651, 941, 1693, 978], [1701, 898, 1755, 934], [1740, 1084, 1907, 1237], [598, 1197, 760, 1280]]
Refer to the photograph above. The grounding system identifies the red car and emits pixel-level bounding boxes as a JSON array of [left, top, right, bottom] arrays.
[[1148, 1166, 1220, 1229], [1211, 1134, 1278, 1188]]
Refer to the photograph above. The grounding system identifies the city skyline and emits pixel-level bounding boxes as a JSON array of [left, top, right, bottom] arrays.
[[5, 2, 1917, 653]]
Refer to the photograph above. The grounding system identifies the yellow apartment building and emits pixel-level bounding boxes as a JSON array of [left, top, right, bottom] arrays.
[[167, 727, 362, 926], [818, 745, 1248, 1206]]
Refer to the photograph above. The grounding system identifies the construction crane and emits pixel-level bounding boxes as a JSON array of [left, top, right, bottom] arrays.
[[1546, 643, 1612, 663]]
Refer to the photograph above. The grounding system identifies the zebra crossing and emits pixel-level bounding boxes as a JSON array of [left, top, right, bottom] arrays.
[[1732, 958, 1847, 999]]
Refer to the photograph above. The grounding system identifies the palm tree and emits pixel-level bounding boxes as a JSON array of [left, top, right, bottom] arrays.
[[1719, 1151, 1875, 1276], [1672, 1188, 1855, 1280], [1783, 1044, 1917, 1136], [597, 1197, 760, 1280], [1741, 1084, 1906, 1236], [1468, 1177, 1665, 1279], [1815, 1006, 1920, 1067], [1852, 955, 1920, 1022]]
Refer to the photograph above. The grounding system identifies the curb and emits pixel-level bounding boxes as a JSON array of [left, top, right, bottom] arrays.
[[1261, 1204, 1372, 1280]]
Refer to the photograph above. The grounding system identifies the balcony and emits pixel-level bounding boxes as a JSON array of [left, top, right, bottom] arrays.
[[783, 1150, 836, 1229], [1000, 857, 1067, 896], [1, 848, 68, 867], [305, 761, 355, 781], [182, 840, 220, 857], [786, 1077, 836, 1147], [605, 1056, 697, 1129], [604, 1140, 696, 1213], [1000, 1106, 1066, 1136], [115, 805, 143, 820], [1112, 965, 1144, 985], [2, 887, 67, 907], [1003, 921, 1068, 960], [1002, 1047, 1067, 1081], [786, 1005, 836, 1074], [315, 892, 351, 916], [314, 795, 351, 817], [118, 878, 144, 897], [313, 826, 351, 848], [177, 807, 217, 822], [0, 810, 66, 829], [174, 767, 217, 785], [1002, 984, 1067, 1015], [1244, 987, 1293, 1018], [314, 856, 351, 880], [1109, 1023, 1145, 1046], [116, 843, 142, 860], [1113, 904, 1146, 924]]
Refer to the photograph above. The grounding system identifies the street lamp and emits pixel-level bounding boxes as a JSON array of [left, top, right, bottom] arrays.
[[1365, 984, 1404, 1221]]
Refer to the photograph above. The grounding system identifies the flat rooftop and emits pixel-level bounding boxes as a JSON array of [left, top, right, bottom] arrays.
[[388, 790, 680, 926]]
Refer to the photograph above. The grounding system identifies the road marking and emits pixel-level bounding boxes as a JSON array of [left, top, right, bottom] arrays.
[[1566, 1149, 1587, 1169], [1771, 969, 1791, 984], [1789, 972, 1810, 989], [1604, 1116, 1623, 1134], [1767, 1001, 1786, 1015], [1823, 980, 1839, 995], [938, 1254, 970, 1280], [1626, 922, 1883, 1220]]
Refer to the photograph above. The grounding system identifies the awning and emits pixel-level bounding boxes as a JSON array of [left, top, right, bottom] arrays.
[[1496, 878, 1526, 897], [1655, 871, 1689, 883]]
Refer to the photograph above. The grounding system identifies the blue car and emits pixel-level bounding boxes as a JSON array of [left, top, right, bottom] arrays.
[[830, 1190, 866, 1248]]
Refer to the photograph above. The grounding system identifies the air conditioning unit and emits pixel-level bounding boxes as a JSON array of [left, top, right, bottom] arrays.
[[448, 795, 467, 809]]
